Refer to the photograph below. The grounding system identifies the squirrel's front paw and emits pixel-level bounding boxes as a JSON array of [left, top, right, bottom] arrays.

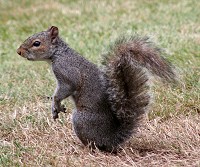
[[52, 107, 59, 120], [52, 105, 66, 120], [60, 105, 66, 113]]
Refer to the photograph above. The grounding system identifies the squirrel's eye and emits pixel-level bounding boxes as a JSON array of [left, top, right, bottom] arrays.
[[33, 41, 41, 47]]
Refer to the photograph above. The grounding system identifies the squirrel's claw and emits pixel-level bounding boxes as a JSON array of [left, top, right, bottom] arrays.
[[52, 108, 59, 120], [53, 113, 59, 120], [60, 105, 67, 113], [52, 105, 66, 120]]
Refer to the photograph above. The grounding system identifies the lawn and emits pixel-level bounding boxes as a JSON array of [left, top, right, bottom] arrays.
[[0, 0, 199, 166]]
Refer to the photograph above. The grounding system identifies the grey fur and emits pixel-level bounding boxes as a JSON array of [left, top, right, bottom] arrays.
[[17, 26, 176, 152]]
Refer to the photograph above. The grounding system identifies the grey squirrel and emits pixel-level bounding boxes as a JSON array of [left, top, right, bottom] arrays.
[[17, 26, 176, 152]]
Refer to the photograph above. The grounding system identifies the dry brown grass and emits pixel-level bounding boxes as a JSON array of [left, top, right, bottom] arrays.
[[1, 100, 199, 166]]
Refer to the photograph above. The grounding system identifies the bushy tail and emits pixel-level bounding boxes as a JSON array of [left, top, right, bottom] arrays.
[[103, 35, 176, 145]]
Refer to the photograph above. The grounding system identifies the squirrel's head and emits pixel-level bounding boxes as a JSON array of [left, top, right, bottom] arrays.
[[17, 26, 59, 61]]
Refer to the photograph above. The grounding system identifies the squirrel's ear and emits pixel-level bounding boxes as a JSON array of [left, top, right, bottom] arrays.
[[47, 26, 59, 43]]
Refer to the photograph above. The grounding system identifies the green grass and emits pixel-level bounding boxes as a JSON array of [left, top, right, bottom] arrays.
[[0, 0, 199, 166]]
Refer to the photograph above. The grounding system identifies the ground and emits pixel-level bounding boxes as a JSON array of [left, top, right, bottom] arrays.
[[0, 0, 199, 166]]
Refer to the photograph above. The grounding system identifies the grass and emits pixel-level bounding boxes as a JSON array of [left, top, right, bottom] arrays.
[[0, 0, 199, 166]]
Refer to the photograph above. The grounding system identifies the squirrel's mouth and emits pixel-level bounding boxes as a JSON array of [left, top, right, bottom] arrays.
[[27, 58, 34, 61]]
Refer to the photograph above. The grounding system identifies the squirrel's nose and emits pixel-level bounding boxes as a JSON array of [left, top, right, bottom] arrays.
[[17, 48, 22, 55]]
